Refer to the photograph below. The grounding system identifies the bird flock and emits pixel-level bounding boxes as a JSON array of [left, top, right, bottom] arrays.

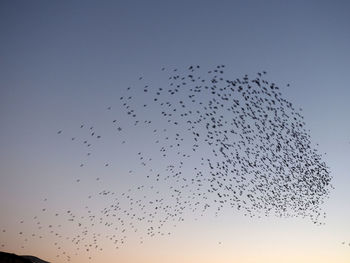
[[1, 65, 334, 261]]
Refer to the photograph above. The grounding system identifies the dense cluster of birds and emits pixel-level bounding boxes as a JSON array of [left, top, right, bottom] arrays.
[[1, 65, 334, 261]]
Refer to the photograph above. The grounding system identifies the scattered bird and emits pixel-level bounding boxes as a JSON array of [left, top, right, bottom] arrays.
[[5, 65, 333, 262]]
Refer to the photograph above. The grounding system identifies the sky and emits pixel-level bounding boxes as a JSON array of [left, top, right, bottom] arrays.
[[0, 0, 350, 262]]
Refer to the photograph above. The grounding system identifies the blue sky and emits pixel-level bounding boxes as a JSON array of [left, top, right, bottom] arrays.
[[0, 1, 350, 262]]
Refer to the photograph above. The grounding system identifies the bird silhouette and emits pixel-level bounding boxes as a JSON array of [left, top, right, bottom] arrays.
[[5, 65, 333, 262]]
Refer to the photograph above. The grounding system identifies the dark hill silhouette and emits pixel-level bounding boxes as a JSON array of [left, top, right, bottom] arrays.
[[0, 252, 50, 263], [21, 256, 50, 263]]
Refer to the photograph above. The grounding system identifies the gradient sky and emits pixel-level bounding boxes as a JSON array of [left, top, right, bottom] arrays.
[[1, 0, 350, 262]]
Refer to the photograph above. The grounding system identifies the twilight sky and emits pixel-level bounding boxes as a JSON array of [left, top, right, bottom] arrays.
[[0, 1, 350, 262]]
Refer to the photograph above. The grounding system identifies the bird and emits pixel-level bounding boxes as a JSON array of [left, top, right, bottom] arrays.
[[16, 65, 332, 261]]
